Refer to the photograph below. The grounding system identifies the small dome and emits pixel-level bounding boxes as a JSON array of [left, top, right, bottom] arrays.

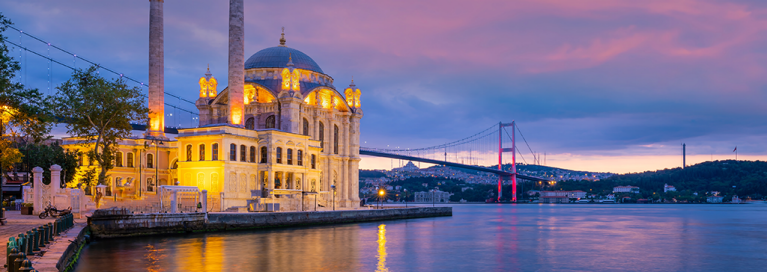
[[244, 46, 324, 74]]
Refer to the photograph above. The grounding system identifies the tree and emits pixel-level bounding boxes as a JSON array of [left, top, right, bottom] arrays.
[[19, 143, 78, 186], [53, 65, 148, 186]]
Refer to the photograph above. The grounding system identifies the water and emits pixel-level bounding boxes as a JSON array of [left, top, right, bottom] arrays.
[[75, 204, 767, 271]]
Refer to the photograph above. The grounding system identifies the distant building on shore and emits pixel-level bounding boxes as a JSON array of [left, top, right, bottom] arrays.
[[613, 186, 640, 194], [540, 190, 586, 199], [664, 184, 677, 193], [415, 190, 452, 203]]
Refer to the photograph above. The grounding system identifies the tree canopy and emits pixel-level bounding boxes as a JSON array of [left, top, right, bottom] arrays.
[[53, 65, 148, 186]]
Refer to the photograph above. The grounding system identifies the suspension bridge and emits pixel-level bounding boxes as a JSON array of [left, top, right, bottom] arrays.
[[360, 122, 553, 202], [3, 24, 552, 203]]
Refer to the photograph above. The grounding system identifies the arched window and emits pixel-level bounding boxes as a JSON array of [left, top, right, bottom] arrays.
[[199, 144, 206, 161], [266, 115, 276, 129], [276, 147, 282, 164], [147, 153, 154, 169], [245, 117, 255, 130], [230, 144, 236, 161], [260, 146, 267, 163], [297, 150, 303, 166], [319, 122, 325, 149], [287, 149, 293, 165], [250, 146, 256, 163], [334, 125, 339, 154], [311, 154, 316, 169], [303, 118, 309, 136], [212, 143, 219, 160], [186, 145, 192, 161], [116, 152, 123, 167], [127, 153, 134, 168], [240, 145, 247, 162]]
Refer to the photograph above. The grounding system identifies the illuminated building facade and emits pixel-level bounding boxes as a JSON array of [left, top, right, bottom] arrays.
[[61, 0, 363, 211]]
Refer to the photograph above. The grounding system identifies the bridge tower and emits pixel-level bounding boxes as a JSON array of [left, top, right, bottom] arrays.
[[499, 122, 516, 202]]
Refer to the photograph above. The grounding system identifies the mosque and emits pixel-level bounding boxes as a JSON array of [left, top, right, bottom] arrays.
[[61, 0, 362, 211]]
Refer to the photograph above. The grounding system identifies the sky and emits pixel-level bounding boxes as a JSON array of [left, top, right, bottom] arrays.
[[2, 0, 767, 173]]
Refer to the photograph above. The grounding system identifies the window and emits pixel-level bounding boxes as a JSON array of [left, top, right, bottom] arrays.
[[212, 143, 219, 160], [116, 152, 123, 167], [127, 153, 134, 168], [240, 145, 247, 162], [230, 144, 236, 161], [311, 154, 316, 169], [297, 150, 303, 166], [186, 145, 192, 161], [260, 147, 267, 163], [250, 146, 256, 163], [199, 144, 206, 161], [334, 125, 339, 154], [245, 117, 255, 130], [319, 122, 325, 149], [287, 149, 293, 165], [276, 147, 282, 164], [78, 154, 84, 166], [303, 118, 309, 136], [147, 153, 154, 169], [266, 115, 276, 129]]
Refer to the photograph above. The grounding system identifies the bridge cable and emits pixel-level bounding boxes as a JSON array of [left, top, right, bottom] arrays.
[[503, 127, 527, 165], [514, 125, 536, 164]]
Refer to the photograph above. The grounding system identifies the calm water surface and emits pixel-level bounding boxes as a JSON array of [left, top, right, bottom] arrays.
[[75, 204, 767, 271]]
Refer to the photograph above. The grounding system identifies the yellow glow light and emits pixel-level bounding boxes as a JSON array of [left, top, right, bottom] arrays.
[[291, 69, 301, 91], [231, 107, 242, 125], [244, 85, 255, 105], [281, 68, 291, 90], [199, 76, 217, 98]]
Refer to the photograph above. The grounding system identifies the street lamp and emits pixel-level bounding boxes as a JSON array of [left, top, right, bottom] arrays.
[[378, 188, 385, 209], [331, 184, 336, 211], [404, 188, 407, 208]]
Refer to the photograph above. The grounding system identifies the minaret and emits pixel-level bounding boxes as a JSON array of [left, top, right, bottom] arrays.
[[146, 0, 166, 139], [228, 0, 245, 126]]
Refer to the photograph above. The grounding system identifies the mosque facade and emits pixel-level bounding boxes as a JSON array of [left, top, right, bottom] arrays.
[[61, 0, 362, 211]]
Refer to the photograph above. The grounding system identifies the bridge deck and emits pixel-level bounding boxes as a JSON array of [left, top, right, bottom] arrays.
[[359, 150, 552, 182]]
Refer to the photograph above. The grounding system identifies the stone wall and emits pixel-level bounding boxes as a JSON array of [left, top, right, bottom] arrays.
[[89, 207, 451, 238]]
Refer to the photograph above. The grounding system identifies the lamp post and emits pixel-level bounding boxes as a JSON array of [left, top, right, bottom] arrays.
[[404, 189, 407, 208], [331, 184, 336, 211], [378, 188, 385, 209], [145, 138, 164, 193]]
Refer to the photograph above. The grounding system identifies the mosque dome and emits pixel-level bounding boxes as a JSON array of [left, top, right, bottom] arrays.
[[244, 46, 324, 74]]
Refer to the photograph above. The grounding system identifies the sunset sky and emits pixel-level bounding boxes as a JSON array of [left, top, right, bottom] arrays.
[[2, 0, 767, 173]]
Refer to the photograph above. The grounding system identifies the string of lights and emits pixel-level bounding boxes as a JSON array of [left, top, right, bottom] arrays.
[[2, 38, 199, 117], [5, 26, 198, 106]]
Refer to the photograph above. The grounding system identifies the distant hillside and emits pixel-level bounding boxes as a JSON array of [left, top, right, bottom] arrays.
[[550, 160, 767, 198], [360, 170, 387, 179], [604, 160, 767, 196]]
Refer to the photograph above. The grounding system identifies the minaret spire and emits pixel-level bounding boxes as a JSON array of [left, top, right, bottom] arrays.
[[146, 0, 166, 139], [279, 27, 286, 47]]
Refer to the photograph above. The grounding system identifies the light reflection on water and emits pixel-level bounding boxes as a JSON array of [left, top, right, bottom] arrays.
[[75, 204, 767, 271]]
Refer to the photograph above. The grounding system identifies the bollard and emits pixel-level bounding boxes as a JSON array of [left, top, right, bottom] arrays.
[[42, 225, 51, 245], [39, 226, 47, 246], [25, 231, 33, 255], [7, 247, 19, 272], [17, 259, 33, 272], [17, 234, 26, 257], [13, 252, 26, 272], [31, 230, 40, 252], [47, 223, 53, 242], [8, 237, 17, 261]]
